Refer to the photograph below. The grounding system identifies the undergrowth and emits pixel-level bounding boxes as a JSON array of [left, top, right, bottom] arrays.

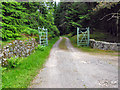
[[2, 37, 59, 88]]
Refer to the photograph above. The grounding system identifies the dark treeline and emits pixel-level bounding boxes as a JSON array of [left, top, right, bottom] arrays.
[[54, 2, 120, 38], [1, 2, 120, 42]]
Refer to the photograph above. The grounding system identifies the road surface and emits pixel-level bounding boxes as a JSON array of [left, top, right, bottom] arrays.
[[29, 37, 118, 88]]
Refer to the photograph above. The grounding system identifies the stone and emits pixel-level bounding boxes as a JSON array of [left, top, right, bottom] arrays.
[[10, 47, 14, 52], [9, 43, 12, 46], [13, 41, 15, 44], [0, 54, 3, 59], [6, 48, 9, 52], [3, 47, 6, 50], [0, 49, 2, 53], [6, 46, 9, 49], [27, 49, 30, 54], [1, 39, 38, 66], [90, 39, 119, 51]]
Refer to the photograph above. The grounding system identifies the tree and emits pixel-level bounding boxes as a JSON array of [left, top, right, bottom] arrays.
[[2, 2, 59, 41], [54, 2, 93, 35]]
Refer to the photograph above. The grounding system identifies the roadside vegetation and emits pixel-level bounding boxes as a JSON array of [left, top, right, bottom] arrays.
[[0, 67, 1, 90], [1, 2, 60, 89], [2, 37, 59, 88], [69, 35, 119, 56], [2, 35, 30, 48]]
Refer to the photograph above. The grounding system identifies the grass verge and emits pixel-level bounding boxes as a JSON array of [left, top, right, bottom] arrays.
[[0, 66, 2, 90], [2, 37, 59, 88], [59, 37, 68, 50], [69, 35, 119, 56]]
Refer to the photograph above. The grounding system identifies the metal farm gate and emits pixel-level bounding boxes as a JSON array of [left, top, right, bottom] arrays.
[[38, 27, 48, 46], [77, 27, 90, 46]]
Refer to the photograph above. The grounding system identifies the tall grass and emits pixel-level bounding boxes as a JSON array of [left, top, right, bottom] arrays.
[[0, 66, 2, 90]]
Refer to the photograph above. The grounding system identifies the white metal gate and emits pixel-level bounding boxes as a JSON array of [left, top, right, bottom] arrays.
[[38, 27, 48, 46]]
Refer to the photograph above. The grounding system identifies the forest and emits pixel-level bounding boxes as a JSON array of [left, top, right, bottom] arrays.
[[54, 2, 120, 42], [1, 1, 120, 88], [1, 2, 59, 41], [1, 2, 120, 43]]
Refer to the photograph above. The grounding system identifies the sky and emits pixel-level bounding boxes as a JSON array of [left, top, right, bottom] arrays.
[[54, 0, 60, 4]]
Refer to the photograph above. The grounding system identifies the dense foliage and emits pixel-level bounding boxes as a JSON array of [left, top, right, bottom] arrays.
[[54, 2, 120, 40], [2, 2, 120, 41], [2, 2, 60, 41], [90, 2, 120, 37], [54, 2, 96, 35]]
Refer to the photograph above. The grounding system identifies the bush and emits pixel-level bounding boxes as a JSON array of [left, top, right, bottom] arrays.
[[22, 28, 39, 36], [2, 67, 7, 72], [33, 36, 39, 42], [67, 33, 72, 38], [71, 35, 77, 44], [35, 45, 45, 51], [7, 57, 23, 68]]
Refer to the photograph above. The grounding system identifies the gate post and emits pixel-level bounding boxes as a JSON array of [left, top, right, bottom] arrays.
[[77, 27, 79, 46], [46, 29, 48, 46], [87, 27, 90, 46], [77, 27, 90, 46], [38, 27, 41, 45], [38, 27, 48, 46]]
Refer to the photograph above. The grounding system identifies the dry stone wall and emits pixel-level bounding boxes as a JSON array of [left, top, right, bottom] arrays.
[[0, 38, 38, 66], [90, 39, 120, 51]]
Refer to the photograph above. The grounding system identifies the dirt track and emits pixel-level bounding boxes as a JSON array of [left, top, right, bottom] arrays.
[[29, 37, 118, 88]]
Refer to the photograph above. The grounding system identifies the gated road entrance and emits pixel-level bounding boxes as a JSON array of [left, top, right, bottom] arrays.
[[77, 27, 90, 46], [38, 27, 48, 46]]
